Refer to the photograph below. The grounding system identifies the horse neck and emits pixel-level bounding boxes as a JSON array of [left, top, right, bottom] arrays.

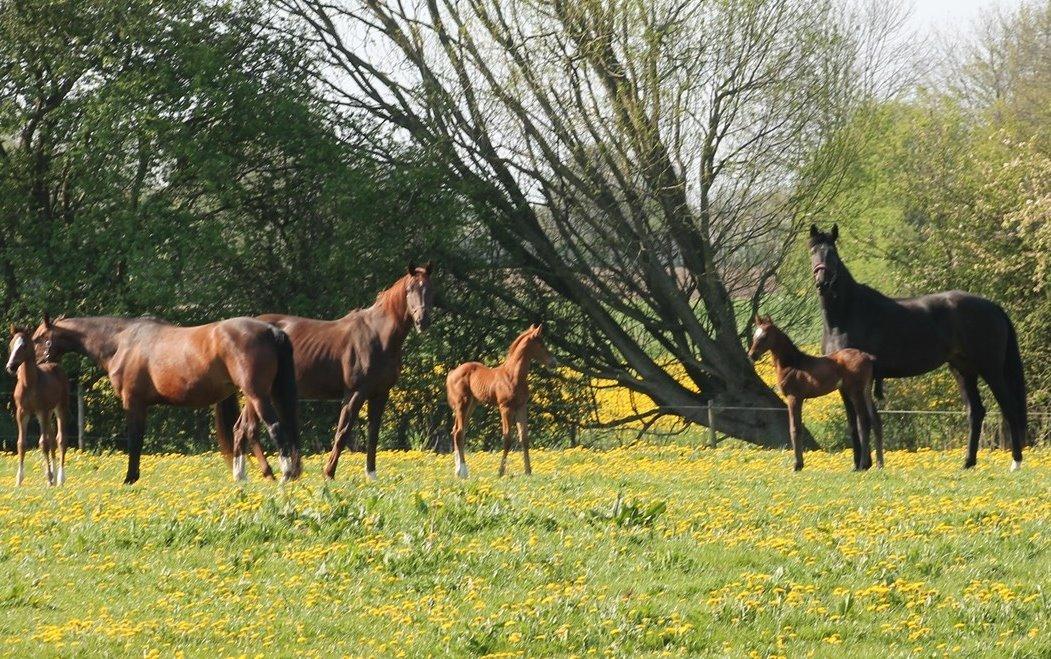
[[61, 317, 125, 368], [766, 331, 807, 372], [16, 359, 39, 389], [365, 276, 413, 351], [502, 344, 534, 388]]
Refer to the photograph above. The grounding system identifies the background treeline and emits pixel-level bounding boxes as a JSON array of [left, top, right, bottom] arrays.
[[0, 0, 1047, 453]]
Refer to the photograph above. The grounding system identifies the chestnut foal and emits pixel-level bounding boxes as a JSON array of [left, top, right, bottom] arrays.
[[6, 327, 70, 485], [748, 316, 882, 471], [446, 324, 555, 478]]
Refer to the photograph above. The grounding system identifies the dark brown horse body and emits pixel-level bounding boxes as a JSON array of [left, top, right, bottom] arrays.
[[748, 317, 880, 471], [236, 264, 434, 480], [7, 328, 70, 485], [809, 225, 1027, 470], [32, 315, 300, 484]]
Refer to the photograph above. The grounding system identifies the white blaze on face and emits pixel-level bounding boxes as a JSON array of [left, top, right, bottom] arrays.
[[752, 326, 766, 342], [6, 335, 26, 371]]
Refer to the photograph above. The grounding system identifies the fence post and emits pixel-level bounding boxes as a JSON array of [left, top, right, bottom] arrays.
[[77, 382, 85, 451], [707, 401, 717, 448]]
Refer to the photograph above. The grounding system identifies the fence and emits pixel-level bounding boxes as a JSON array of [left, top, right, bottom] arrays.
[[0, 387, 1048, 455]]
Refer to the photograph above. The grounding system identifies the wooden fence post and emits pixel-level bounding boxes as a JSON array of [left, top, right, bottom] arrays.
[[707, 401, 717, 448], [77, 382, 85, 451]]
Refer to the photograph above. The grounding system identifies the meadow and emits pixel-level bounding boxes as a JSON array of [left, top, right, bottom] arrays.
[[0, 446, 1046, 657]]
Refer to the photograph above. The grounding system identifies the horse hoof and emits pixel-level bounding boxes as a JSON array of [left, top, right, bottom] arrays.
[[455, 463, 469, 479], [365, 470, 377, 482], [793, 463, 803, 472], [123, 475, 139, 486], [963, 460, 976, 470], [1010, 460, 1021, 472]]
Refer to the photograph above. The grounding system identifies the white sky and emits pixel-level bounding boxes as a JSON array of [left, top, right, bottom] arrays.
[[905, 0, 1029, 35]]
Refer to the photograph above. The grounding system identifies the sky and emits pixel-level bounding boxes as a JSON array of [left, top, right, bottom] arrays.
[[905, 0, 1029, 35]]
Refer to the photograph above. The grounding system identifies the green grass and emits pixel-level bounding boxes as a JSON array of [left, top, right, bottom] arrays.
[[0, 446, 1046, 657]]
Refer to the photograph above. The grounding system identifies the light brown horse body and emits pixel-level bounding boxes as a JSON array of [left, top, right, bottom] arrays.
[[236, 264, 434, 481], [6, 328, 70, 485], [33, 315, 300, 484], [446, 325, 555, 478], [748, 316, 881, 471]]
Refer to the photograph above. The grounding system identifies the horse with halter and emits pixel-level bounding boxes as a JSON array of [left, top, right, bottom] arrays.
[[809, 224, 1027, 470], [32, 314, 301, 484], [6, 327, 71, 485], [748, 316, 880, 471], [234, 263, 434, 481], [445, 324, 556, 478]]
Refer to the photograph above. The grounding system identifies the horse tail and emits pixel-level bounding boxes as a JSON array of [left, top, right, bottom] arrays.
[[270, 327, 300, 462], [214, 395, 239, 466], [1002, 312, 1027, 434]]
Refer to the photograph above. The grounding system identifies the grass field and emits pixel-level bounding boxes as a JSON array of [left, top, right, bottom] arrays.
[[0, 446, 1046, 657]]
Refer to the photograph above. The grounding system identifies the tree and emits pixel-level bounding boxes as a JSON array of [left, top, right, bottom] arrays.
[[276, 0, 904, 446]]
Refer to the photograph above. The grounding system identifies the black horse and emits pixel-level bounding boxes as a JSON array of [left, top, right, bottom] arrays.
[[809, 224, 1026, 471]]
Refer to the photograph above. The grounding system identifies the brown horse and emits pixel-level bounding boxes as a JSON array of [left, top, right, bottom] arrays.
[[6, 327, 70, 486], [235, 263, 434, 481], [32, 314, 301, 484], [445, 324, 556, 478], [748, 316, 881, 472]]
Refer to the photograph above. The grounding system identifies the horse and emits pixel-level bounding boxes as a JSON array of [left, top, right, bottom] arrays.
[[32, 314, 301, 484], [445, 324, 556, 478], [6, 327, 71, 485], [809, 224, 1027, 471], [748, 316, 880, 471], [234, 263, 435, 481]]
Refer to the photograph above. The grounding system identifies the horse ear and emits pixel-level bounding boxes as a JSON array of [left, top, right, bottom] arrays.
[[830, 224, 839, 241], [43, 312, 52, 330], [407, 263, 417, 276], [534, 323, 544, 336], [810, 224, 819, 238], [8, 323, 15, 337], [422, 260, 433, 275]]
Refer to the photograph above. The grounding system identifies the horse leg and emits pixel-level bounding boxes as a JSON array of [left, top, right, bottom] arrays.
[[245, 395, 295, 482], [37, 413, 54, 485], [515, 405, 532, 476], [14, 410, 27, 486], [124, 406, 148, 485], [497, 406, 514, 477], [787, 396, 804, 471], [55, 405, 68, 485], [850, 391, 873, 471], [324, 392, 365, 480], [230, 410, 254, 483], [982, 372, 1025, 471], [364, 391, 389, 481], [451, 399, 475, 479], [841, 394, 862, 470], [864, 389, 884, 469], [951, 369, 984, 469]]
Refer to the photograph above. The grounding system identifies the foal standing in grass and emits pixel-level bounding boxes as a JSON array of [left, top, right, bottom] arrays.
[[748, 316, 881, 472], [446, 324, 556, 478], [6, 327, 70, 485]]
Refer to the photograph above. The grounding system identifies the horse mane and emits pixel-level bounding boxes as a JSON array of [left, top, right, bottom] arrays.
[[506, 327, 535, 361], [374, 273, 410, 321]]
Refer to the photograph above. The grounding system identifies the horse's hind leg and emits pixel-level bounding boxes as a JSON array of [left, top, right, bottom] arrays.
[[55, 405, 69, 485], [864, 391, 884, 469], [952, 369, 984, 469], [450, 399, 475, 479], [850, 392, 873, 471], [244, 395, 295, 482], [14, 410, 27, 486], [983, 372, 1025, 470], [230, 408, 256, 483], [364, 391, 389, 481], [787, 396, 804, 472], [841, 394, 862, 470], [324, 392, 365, 480]]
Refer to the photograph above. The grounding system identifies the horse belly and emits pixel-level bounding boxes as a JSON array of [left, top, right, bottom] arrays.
[[151, 361, 234, 407]]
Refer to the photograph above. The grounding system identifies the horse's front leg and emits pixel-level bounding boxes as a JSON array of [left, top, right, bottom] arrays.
[[364, 391, 389, 481], [849, 390, 873, 470], [450, 399, 475, 479], [497, 405, 514, 477], [123, 406, 147, 485], [36, 413, 54, 486], [787, 396, 804, 472], [515, 405, 532, 476], [230, 409, 255, 483], [55, 406, 69, 485], [324, 392, 365, 480], [14, 410, 28, 486]]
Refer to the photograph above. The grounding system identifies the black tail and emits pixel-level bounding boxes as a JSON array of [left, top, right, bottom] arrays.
[[270, 327, 300, 459], [214, 395, 239, 466], [1003, 313, 1027, 442]]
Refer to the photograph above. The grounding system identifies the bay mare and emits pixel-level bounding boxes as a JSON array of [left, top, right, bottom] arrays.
[[445, 324, 555, 478], [748, 316, 880, 472], [808, 224, 1026, 470], [233, 264, 434, 481], [6, 327, 70, 485], [33, 314, 301, 484]]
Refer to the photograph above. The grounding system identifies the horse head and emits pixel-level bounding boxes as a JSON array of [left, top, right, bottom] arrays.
[[405, 261, 435, 332], [808, 224, 841, 293], [6, 325, 34, 374]]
